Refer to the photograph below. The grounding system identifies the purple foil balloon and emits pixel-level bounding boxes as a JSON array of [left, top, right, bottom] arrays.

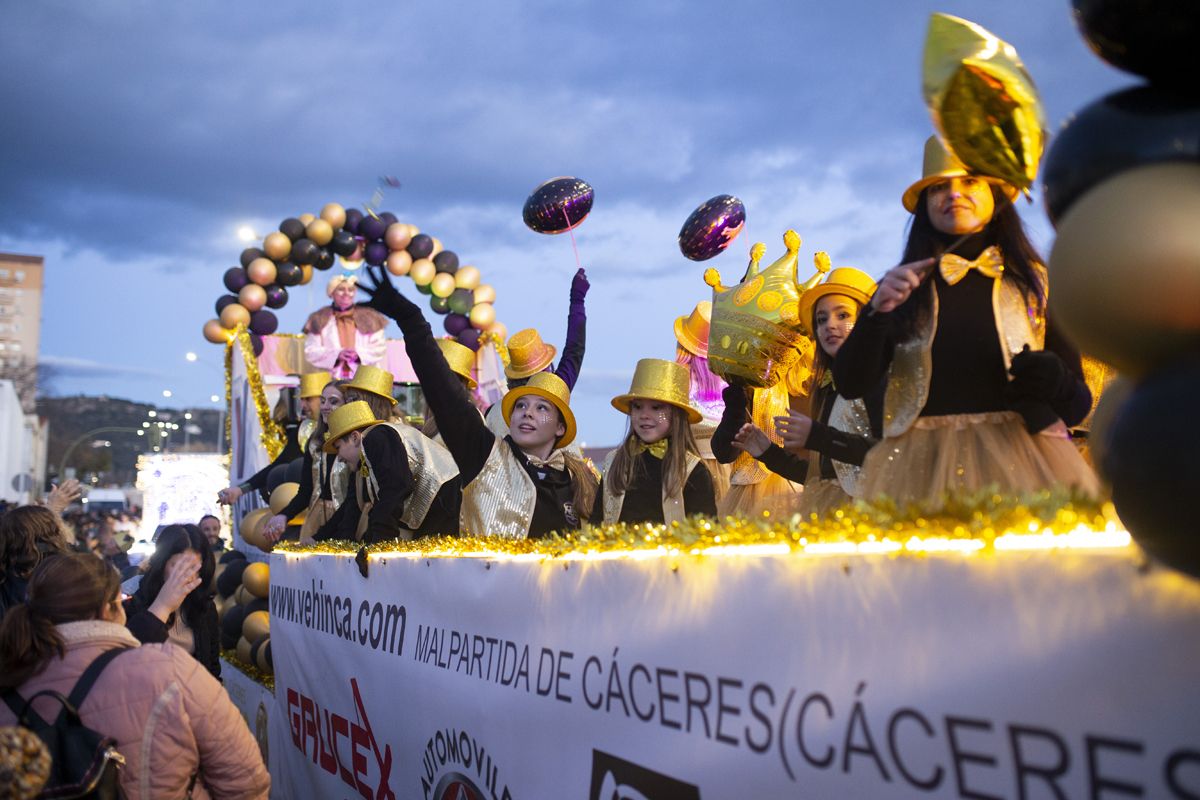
[[678, 195, 746, 261], [523, 176, 594, 234], [444, 313, 470, 336], [265, 285, 288, 309], [364, 241, 389, 266]]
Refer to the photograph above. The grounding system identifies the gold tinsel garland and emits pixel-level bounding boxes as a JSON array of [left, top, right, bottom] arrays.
[[230, 326, 285, 461], [478, 331, 509, 366], [221, 649, 275, 691], [274, 488, 1129, 560], [223, 339, 233, 457]]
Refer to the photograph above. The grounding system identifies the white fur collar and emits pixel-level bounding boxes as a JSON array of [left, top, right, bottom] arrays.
[[56, 620, 141, 648]]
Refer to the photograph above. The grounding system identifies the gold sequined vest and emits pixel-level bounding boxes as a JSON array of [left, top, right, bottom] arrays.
[[358, 422, 459, 534], [600, 448, 703, 525], [459, 439, 543, 539]]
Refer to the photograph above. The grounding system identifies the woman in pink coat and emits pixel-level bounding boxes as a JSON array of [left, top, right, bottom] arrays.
[[0, 554, 270, 800]]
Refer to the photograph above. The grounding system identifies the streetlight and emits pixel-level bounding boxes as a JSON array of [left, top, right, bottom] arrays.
[[162, 389, 173, 398], [186, 352, 198, 362], [185, 352, 227, 452], [237, 225, 258, 243]]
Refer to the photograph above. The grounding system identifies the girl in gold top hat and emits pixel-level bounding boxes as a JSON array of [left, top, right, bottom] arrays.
[[729, 269, 885, 517], [594, 359, 717, 525], [833, 137, 1099, 506], [358, 264, 597, 539]]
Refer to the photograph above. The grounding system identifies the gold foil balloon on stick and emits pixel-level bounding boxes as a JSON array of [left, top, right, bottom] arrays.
[[923, 13, 1046, 195]]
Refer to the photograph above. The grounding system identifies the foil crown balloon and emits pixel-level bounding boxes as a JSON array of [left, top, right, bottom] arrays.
[[703, 230, 830, 388], [923, 13, 1046, 194]]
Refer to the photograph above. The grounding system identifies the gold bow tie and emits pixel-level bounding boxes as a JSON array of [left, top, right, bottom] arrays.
[[818, 370, 834, 390], [526, 449, 567, 472], [636, 439, 669, 459], [939, 246, 1005, 285]]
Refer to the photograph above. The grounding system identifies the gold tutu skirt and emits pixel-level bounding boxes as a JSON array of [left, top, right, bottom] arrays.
[[718, 471, 803, 520], [794, 477, 851, 519], [703, 457, 732, 507], [859, 411, 1101, 507]]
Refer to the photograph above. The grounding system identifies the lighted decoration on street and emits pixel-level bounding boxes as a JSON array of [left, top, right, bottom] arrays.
[[135, 452, 230, 543]]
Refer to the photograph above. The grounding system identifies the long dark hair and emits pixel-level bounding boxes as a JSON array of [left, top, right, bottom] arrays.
[[138, 524, 215, 629], [0, 553, 121, 689], [893, 185, 1045, 341], [0, 506, 68, 587]]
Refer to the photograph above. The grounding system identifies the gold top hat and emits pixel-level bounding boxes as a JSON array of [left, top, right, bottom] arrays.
[[797, 268, 878, 339], [323, 401, 383, 452], [504, 328, 557, 379], [299, 371, 332, 399], [902, 136, 1020, 213], [674, 301, 712, 358], [612, 358, 702, 424], [703, 230, 830, 387], [501, 371, 577, 448], [343, 364, 397, 404], [437, 338, 478, 389]]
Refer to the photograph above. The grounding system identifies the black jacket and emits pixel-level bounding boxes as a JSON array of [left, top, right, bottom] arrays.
[[124, 589, 221, 679]]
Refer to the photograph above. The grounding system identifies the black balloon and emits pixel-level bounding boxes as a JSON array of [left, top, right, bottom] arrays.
[[430, 295, 451, 314], [220, 603, 247, 649], [266, 462, 289, 494], [276, 262, 303, 287], [1103, 360, 1200, 577], [364, 241, 389, 266], [262, 640, 272, 670], [218, 550, 247, 565], [239, 247, 265, 268], [407, 234, 434, 260], [314, 248, 335, 271], [358, 214, 387, 241], [1072, 0, 1199, 90], [678, 194, 747, 261], [458, 328, 481, 351], [249, 332, 265, 356], [1042, 86, 1200, 225], [223, 267, 249, 293], [250, 309, 278, 336], [344, 208, 363, 235], [215, 294, 239, 315], [244, 597, 269, 616], [279, 217, 307, 241], [330, 229, 358, 257], [216, 560, 248, 598], [433, 251, 459, 274], [523, 176, 594, 234], [290, 238, 319, 265], [285, 456, 304, 484], [265, 284, 288, 309], [379, 211, 398, 225]]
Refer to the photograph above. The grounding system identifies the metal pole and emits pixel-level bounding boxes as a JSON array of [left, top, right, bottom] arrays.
[[57, 427, 142, 480]]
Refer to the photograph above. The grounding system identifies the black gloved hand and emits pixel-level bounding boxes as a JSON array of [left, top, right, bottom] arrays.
[[357, 264, 404, 318], [1008, 345, 1069, 402], [570, 268, 590, 303]]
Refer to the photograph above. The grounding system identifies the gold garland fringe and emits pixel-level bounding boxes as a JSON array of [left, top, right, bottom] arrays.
[[232, 326, 285, 461]]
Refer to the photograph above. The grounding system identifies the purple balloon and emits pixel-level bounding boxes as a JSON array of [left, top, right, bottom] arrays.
[[248, 333, 265, 357], [364, 241, 389, 266], [344, 208, 363, 235], [249, 309, 278, 336], [379, 211, 398, 225], [678, 195, 746, 261], [265, 285, 288, 309], [239, 248, 265, 268], [358, 214, 387, 242], [444, 313, 470, 336], [457, 328, 481, 351], [523, 176, 594, 234], [407, 234, 434, 260], [223, 267, 249, 293], [330, 229, 357, 257], [215, 294, 239, 315]]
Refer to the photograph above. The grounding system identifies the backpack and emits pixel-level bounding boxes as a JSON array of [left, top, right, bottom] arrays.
[[2, 647, 130, 799]]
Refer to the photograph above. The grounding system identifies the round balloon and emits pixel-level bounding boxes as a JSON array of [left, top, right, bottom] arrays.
[[250, 309, 279, 336], [430, 272, 455, 298], [223, 267, 249, 293], [236, 636, 254, 665], [203, 319, 234, 344], [249, 333, 264, 356], [276, 262, 303, 287], [523, 177, 594, 234], [458, 328, 481, 350], [474, 284, 496, 305], [1072, 0, 1199, 89], [448, 288, 474, 315], [314, 248, 335, 271], [264, 285, 288, 311], [385, 223, 412, 251], [358, 214, 387, 242], [678, 195, 747, 261], [238, 284, 267, 312], [299, 264, 313, 285], [386, 250, 413, 277], [433, 251, 459, 274], [364, 241, 389, 266], [410, 258, 436, 287], [487, 321, 508, 342], [380, 211, 398, 226], [444, 313, 470, 336], [221, 606, 246, 650], [290, 238, 319, 265], [1104, 359, 1200, 577], [469, 303, 495, 330], [321, 203, 346, 230], [220, 303, 251, 330], [239, 248, 265, 269], [330, 229, 358, 257], [430, 295, 451, 315], [429, 237, 444, 258], [344, 208, 363, 235], [1042, 86, 1200, 225], [279, 218, 306, 242], [268, 482, 299, 515], [246, 258, 277, 286], [306, 218, 334, 246], [298, 213, 315, 226], [407, 234, 434, 260], [215, 294, 239, 315], [263, 232, 292, 261], [1049, 163, 1200, 375], [284, 456, 304, 484], [242, 562, 271, 599], [455, 266, 481, 290]]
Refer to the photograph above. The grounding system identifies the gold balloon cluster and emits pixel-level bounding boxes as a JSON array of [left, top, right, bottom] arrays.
[[216, 559, 274, 682]]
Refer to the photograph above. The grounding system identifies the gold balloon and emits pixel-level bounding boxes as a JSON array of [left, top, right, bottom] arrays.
[[242, 610, 271, 642], [203, 319, 234, 344], [405, 223, 421, 238], [298, 213, 316, 226], [247, 257, 277, 286], [386, 250, 413, 277], [216, 593, 233, 623], [299, 264, 314, 285], [454, 266, 481, 290], [1049, 163, 1200, 375], [220, 303, 251, 330], [306, 219, 333, 246], [923, 13, 1045, 193], [320, 203, 346, 230], [268, 482, 299, 514], [263, 232, 292, 261], [431, 272, 456, 298], [430, 237, 444, 257], [487, 320, 508, 342], [474, 284, 496, 305], [255, 635, 272, 672], [234, 584, 250, 606], [243, 561, 271, 598], [469, 302, 496, 330], [239, 507, 273, 551], [385, 223, 412, 251], [410, 258, 436, 287], [238, 284, 267, 312], [236, 636, 253, 665]]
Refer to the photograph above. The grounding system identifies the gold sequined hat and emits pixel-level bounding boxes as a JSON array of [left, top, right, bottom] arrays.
[[797, 268, 878, 339], [612, 358, 702, 424], [674, 301, 712, 358], [504, 329, 557, 380], [501, 371, 577, 448], [437, 338, 478, 390], [322, 401, 382, 452], [299, 371, 332, 399], [902, 136, 1020, 213], [343, 364, 397, 405]]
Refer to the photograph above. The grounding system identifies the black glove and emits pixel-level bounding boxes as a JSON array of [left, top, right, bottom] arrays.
[[1008, 345, 1069, 402], [356, 264, 404, 318], [570, 268, 590, 304]]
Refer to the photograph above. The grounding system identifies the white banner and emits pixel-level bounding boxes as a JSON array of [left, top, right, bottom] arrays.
[[266, 548, 1200, 799]]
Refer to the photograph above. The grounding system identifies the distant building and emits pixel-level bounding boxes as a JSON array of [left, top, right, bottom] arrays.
[[0, 252, 44, 410], [0, 379, 48, 504]]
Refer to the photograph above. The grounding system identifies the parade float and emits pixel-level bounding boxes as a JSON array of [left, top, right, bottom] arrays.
[[198, 8, 1200, 797]]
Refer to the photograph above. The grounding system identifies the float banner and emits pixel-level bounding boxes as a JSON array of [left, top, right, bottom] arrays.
[[220, 658, 274, 774], [266, 549, 1200, 799]]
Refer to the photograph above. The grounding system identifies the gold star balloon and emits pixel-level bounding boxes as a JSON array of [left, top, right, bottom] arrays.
[[922, 13, 1046, 195]]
